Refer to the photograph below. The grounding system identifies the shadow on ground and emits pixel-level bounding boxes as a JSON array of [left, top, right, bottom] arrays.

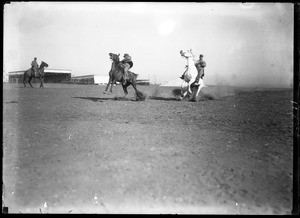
[[4, 101, 18, 104], [148, 96, 179, 101], [72, 97, 136, 102], [72, 94, 216, 103]]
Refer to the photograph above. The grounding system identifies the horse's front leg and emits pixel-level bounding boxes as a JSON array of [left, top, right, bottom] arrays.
[[103, 79, 111, 94], [179, 84, 187, 100], [109, 79, 116, 94], [39, 77, 44, 88]]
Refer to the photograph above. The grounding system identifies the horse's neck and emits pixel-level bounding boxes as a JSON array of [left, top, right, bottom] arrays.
[[112, 60, 122, 70], [38, 65, 45, 72], [111, 61, 117, 70], [185, 57, 197, 78], [187, 57, 195, 66]]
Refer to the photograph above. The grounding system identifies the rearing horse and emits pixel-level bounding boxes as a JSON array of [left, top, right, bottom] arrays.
[[23, 61, 49, 88], [103, 53, 140, 97], [179, 49, 198, 100]]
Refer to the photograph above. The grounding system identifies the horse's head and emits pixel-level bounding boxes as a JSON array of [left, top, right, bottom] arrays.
[[40, 61, 49, 68], [180, 49, 195, 58], [109, 53, 120, 62]]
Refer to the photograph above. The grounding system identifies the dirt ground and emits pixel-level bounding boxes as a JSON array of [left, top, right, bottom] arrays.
[[2, 82, 293, 214]]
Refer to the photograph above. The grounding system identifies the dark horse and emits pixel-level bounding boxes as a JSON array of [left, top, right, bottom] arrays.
[[103, 53, 140, 97], [23, 61, 49, 88]]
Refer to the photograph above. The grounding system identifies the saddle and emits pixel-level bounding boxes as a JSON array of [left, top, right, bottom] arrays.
[[30, 68, 40, 77]]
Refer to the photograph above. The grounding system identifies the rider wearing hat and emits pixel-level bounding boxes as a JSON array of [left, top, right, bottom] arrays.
[[193, 54, 206, 85], [120, 53, 133, 85], [31, 57, 39, 77]]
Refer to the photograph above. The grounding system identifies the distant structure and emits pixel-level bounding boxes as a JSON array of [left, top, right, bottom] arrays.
[[71, 75, 109, 85], [8, 69, 72, 83], [136, 79, 150, 85], [160, 78, 183, 87]]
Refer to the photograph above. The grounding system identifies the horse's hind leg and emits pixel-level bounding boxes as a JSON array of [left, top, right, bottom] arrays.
[[131, 81, 138, 91], [131, 81, 141, 95], [187, 82, 192, 94], [122, 83, 130, 97], [190, 85, 198, 101], [23, 77, 27, 87], [28, 77, 34, 88], [131, 81, 146, 101]]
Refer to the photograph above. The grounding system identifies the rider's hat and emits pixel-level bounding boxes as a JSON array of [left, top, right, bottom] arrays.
[[124, 53, 130, 57], [200, 54, 203, 57]]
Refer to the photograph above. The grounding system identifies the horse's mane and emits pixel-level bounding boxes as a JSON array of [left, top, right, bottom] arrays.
[[40, 61, 48, 69]]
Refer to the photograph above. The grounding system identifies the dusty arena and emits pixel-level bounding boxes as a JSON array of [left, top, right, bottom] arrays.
[[2, 82, 293, 214]]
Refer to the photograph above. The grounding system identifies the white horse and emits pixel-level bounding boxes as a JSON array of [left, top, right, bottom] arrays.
[[179, 49, 199, 100]]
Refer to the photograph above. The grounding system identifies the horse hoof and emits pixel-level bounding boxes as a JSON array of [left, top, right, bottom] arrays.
[[108, 92, 112, 95], [103, 91, 107, 94]]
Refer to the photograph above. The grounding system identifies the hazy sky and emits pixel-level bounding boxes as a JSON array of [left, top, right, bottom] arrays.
[[4, 2, 294, 86]]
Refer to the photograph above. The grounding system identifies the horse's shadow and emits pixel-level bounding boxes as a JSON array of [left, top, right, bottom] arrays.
[[148, 96, 179, 101], [72, 95, 213, 103], [72, 97, 136, 102]]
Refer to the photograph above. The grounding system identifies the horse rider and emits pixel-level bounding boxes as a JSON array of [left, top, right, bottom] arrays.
[[120, 53, 133, 85], [193, 54, 206, 85], [31, 57, 39, 77]]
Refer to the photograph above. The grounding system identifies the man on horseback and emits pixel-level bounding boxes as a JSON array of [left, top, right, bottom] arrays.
[[193, 54, 206, 85], [31, 57, 39, 77], [119, 53, 133, 85]]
